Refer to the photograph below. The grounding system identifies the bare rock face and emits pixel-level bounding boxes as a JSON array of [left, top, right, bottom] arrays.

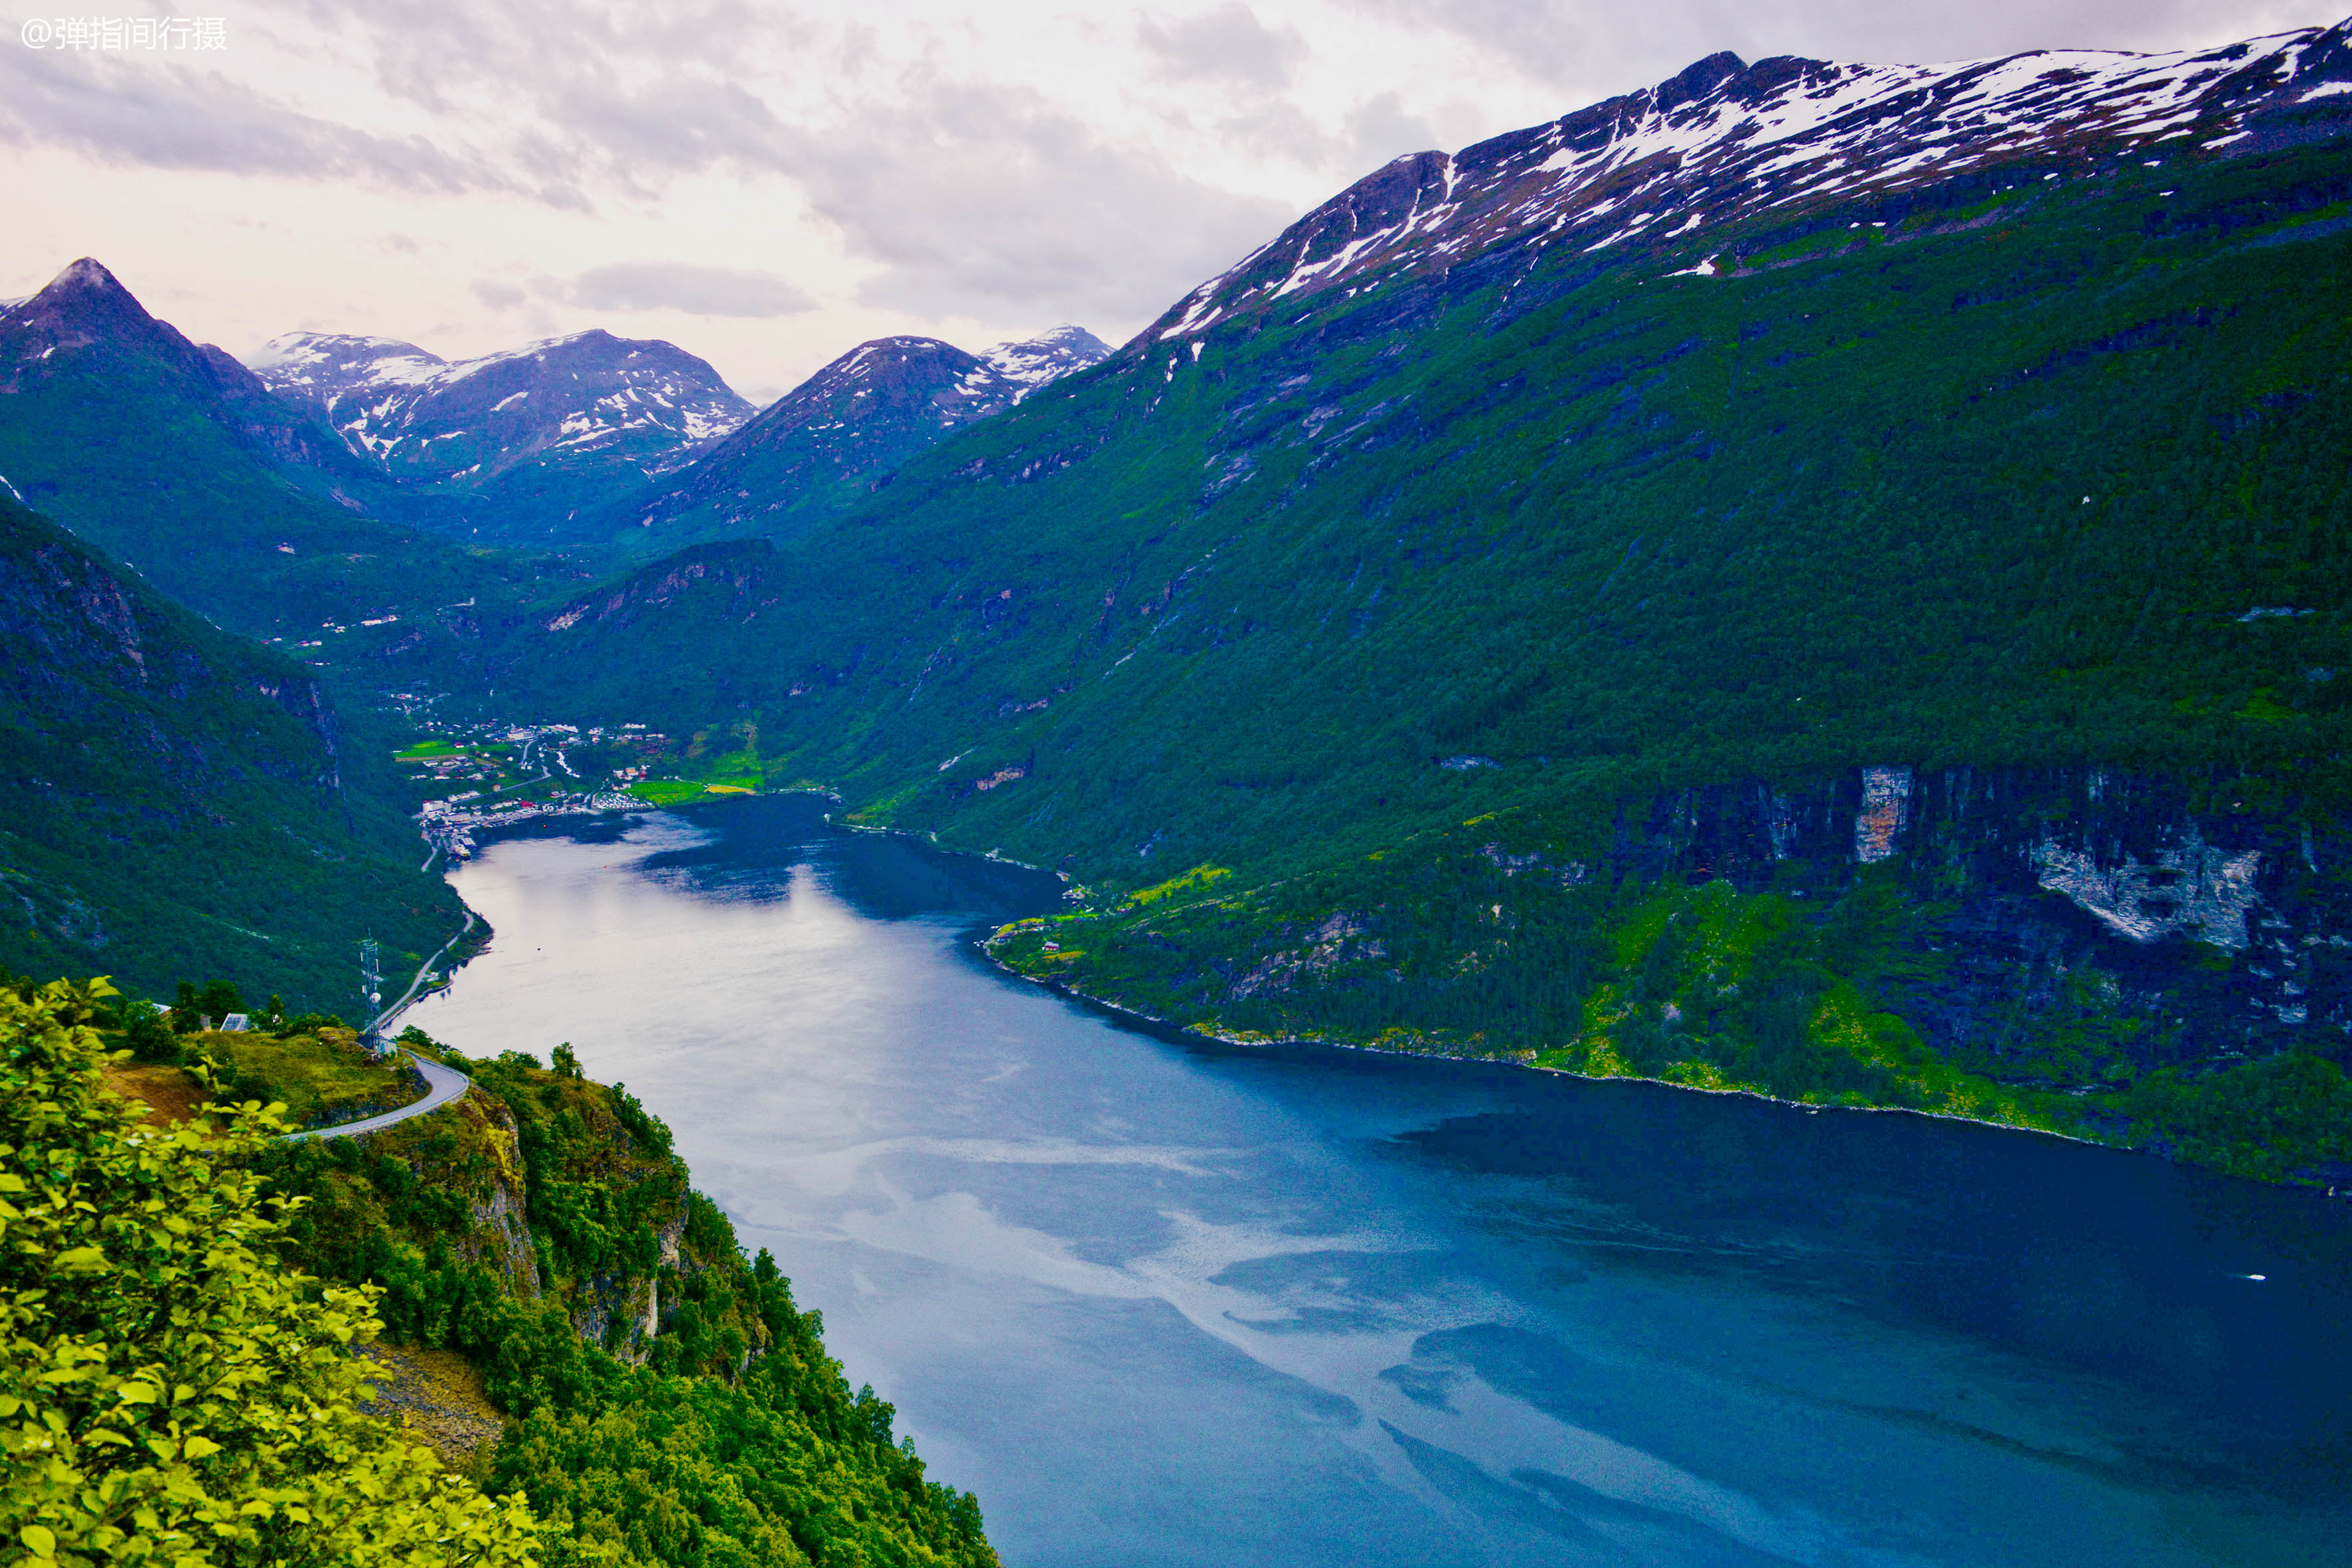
[[1600, 764, 2346, 1051], [2034, 831, 2264, 949], [1853, 766, 1913, 864]]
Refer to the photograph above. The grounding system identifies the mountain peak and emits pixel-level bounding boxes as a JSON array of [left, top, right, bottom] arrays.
[[980, 325, 1112, 394], [19, 256, 161, 338], [1140, 17, 2352, 348], [250, 332, 449, 398], [1658, 50, 1747, 112], [44, 256, 131, 300], [0, 256, 198, 383], [250, 323, 753, 489]]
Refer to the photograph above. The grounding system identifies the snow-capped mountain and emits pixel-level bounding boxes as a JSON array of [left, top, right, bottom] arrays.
[[978, 325, 1113, 396], [1143, 20, 2352, 349], [250, 329, 754, 490], [618, 326, 1110, 541]]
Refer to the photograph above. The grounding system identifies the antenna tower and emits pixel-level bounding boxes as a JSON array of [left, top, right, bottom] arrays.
[[359, 938, 382, 1042]]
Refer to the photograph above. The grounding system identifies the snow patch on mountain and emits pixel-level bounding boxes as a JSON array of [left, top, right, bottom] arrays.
[[249, 329, 755, 487], [1146, 19, 2352, 345], [979, 325, 1113, 399]]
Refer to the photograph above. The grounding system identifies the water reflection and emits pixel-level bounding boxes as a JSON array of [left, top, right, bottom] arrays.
[[416, 797, 2351, 1568]]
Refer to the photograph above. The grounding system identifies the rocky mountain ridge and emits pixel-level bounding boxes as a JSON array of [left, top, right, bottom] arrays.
[[1138, 19, 2352, 354], [607, 325, 1110, 545], [250, 328, 755, 489], [1, 260, 380, 491], [238, 318, 1108, 552], [0, 258, 560, 641]]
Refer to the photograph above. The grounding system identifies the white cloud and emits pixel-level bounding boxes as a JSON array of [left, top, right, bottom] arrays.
[[1138, 4, 1311, 86], [0, 46, 511, 193], [781, 78, 1291, 323], [563, 262, 815, 317], [0, 0, 2306, 396]]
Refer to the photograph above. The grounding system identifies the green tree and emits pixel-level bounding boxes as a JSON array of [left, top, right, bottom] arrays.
[[195, 981, 243, 1027], [118, 1002, 179, 1066], [0, 977, 541, 1565]]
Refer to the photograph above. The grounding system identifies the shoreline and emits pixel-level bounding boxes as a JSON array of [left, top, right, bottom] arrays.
[[977, 938, 2137, 1159], [429, 793, 2159, 1170]]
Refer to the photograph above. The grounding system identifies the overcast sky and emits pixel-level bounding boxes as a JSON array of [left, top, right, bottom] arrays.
[[0, 0, 2331, 401]]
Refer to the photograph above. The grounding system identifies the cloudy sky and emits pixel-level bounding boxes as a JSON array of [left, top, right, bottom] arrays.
[[0, 0, 2330, 402]]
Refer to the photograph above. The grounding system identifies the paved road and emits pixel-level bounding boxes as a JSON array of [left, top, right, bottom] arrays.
[[281, 1051, 472, 1142], [368, 910, 477, 1038], [272, 911, 481, 1142]]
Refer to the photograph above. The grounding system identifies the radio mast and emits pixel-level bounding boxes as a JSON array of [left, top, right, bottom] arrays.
[[359, 937, 382, 1046]]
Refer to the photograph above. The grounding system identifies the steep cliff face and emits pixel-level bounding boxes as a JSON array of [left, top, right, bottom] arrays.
[[255, 1048, 1002, 1565], [994, 757, 2352, 1181], [271, 1049, 769, 1370], [1600, 765, 2350, 1059]]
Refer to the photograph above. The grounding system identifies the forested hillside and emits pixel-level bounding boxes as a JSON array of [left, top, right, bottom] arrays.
[[473, 28, 2352, 1173], [1, 978, 997, 1567], [260, 1028, 997, 1566], [0, 493, 464, 1008], [0, 259, 580, 653], [497, 41, 2352, 870]]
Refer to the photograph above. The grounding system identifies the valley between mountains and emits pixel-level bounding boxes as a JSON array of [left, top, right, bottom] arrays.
[[7, 15, 2352, 1194]]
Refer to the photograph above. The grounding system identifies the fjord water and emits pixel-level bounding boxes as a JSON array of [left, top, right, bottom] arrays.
[[415, 798, 2350, 1567]]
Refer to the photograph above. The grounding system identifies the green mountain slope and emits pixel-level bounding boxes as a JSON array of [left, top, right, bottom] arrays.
[[0, 259, 578, 653], [596, 331, 1112, 560], [505, 108, 2352, 848], [0, 491, 464, 1008], [6, 980, 995, 1567], [491, 27, 2352, 1170]]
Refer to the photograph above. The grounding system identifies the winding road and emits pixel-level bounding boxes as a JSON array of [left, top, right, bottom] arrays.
[[275, 911, 481, 1142], [368, 910, 477, 1036], [281, 1051, 473, 1142]]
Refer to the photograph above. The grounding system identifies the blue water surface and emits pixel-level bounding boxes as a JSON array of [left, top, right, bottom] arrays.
[[415, 797, 2352, 1568]]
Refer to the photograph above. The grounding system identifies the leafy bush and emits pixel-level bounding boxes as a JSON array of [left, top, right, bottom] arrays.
[[0, 978, 538, 1565], [117, 999, 179, 1065]]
